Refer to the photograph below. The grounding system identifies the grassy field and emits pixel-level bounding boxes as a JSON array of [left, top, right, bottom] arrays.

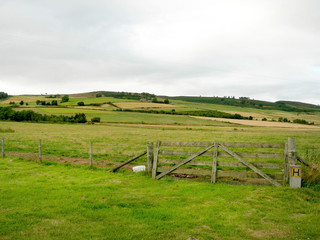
[[0, 121, 319, 164], [1, 94, 320, 239], [1, 157, 320, 240]]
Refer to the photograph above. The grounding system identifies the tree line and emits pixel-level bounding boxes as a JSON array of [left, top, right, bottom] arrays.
[[0, 107, 87, 123]]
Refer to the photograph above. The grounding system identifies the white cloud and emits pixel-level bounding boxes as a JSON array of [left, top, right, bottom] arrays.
[[0, 0, 319, 104]]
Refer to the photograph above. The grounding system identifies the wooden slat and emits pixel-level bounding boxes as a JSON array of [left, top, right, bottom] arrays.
[[217, 170, 283, 180], [156, 144, 215, 180], [211, 142, 218, 183], [158, 159, 283, 169], [111, 151, 147, 172], [159, 150, 283, 159], [160, 141, 284, 148], [218, 143, 282, 187], [152, 141, 161, 179], [157, 167, 283, 180], [297, 156, 312, 168]]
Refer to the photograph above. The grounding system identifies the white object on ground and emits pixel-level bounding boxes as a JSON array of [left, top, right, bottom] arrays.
[[132, 165, 146, 172]]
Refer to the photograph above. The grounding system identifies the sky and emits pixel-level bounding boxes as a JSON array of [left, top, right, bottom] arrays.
[[0, 0, 319, 104]]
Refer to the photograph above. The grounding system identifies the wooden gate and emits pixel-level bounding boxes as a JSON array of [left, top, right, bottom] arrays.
[[151, 140, 286, 186]]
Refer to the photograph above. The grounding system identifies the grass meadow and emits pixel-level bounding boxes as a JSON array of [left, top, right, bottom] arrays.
[[1, 157, 320, 240]]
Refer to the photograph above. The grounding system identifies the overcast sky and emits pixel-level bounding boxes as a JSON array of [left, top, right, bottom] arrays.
[[0, 0, 319, 104]]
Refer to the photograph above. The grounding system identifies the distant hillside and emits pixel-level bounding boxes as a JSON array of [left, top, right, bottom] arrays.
[[68, 91, 319, 113], [70, 91, 155, 100], [276, 101, 320, 110], [166, 96, 319, 112]]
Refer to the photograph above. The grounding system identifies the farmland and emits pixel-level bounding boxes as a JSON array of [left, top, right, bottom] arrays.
[[1, 93, 320, 239]]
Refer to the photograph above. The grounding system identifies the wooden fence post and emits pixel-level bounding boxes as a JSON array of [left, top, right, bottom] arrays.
[[39, 139, 42, 163], [89, 142, 93, 168], [284, 141, 289, 183], [287, 138, 297, 165], [211, 141, 219, 183], [1, 137, 4, 158], [147, 142, 153, 175], [152, 141, 161, 179]]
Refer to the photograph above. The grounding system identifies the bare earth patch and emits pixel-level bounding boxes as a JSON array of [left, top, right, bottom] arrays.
[[191, 116, 320, 129]]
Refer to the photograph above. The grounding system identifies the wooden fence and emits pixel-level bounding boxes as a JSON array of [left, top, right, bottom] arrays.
[[147, 138, 307, 186]]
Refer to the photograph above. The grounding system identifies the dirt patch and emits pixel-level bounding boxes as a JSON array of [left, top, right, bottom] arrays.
[[248, 228, 287, 239], [191, 116, 320, 129]]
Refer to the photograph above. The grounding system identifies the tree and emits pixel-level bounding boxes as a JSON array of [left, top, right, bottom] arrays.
[[19, 100, 24, 105], [77, 101, 85, 106], [0, 92, 8, 99], [164, 99, 170, 104], [91, 117, 100, 122], [96, 93, 102, 98], [61, 95, 69, 103], [51, 100, 58, 106]]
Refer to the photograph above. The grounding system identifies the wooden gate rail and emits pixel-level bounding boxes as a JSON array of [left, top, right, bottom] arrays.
[[111, 151, 147, 172], [153, 140, 287, 186], [218, 143, 281, 187], [155, 144, 215, 180]]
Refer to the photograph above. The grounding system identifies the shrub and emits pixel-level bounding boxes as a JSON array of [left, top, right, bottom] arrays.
[[262, 118, 267, 121], [19, 101, 24, 105], [91, 117, 101, 123], [164, 99, 170, 104], [96, 93, 102, 98], [0, 92, 8, 99], [77, 101, 85, 106], [61, 95, 69, 103]]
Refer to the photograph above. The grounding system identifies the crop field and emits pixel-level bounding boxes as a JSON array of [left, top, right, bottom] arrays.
[[0, 96, 61, 105], [60, 97, 136, 106]]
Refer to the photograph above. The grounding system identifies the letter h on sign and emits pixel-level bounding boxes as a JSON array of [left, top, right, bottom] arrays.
[[292, 167, 301, 177]]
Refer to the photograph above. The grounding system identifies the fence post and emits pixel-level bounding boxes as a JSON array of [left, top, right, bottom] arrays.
[[284, 141, 289, 183], [89, 142, 93, 168], [287, 138, 297, 165], [147, 142, 153, 175], [211, 141, 219, 183], [152, 141, 161, 179], [288, 138, 301, 188], [1, 137, 4, 158], [39, 139, 42, 163]]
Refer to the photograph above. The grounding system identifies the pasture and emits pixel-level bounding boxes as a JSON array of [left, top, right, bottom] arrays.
[[1, 95, 320, 239], [1, 157, 320, 240]]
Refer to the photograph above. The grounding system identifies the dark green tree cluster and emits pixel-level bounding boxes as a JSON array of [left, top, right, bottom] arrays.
[[100, 91, 156, 100], [0, 107, 86, 123], [77, 101, 85, 106], [45, 94, 60, 98], [151, 98, 170, 104], [36, 100, 58, 106], [0, 92, 8, 99], [293, 119, 314, 125], [61, 95, 69, 103]]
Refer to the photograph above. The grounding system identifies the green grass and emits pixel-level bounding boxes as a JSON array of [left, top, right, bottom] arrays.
[[0, 121, 319, 165], [0, 157, 319, 240], [26, 107, 233, 126], [60, 97, 136, 106]]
